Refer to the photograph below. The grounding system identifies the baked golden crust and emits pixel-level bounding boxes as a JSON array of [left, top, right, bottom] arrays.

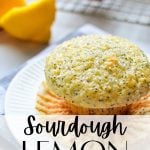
[[66, 101, 128, 115], [128, 92, 150, 115], [45, 35, 150, 109]]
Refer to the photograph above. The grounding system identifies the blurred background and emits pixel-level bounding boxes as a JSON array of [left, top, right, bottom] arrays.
[[0, 0, 150, 78]]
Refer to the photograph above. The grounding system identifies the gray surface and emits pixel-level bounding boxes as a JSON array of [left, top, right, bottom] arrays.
[[57, 0, 150, 25]]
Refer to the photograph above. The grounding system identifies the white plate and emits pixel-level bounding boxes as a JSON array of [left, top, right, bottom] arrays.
[[4, 58, 45, 145], [4, 53, 150, 145], [5, 58, 45, 115]]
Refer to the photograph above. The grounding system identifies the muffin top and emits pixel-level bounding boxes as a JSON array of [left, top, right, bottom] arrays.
[[45, 35, 150, 108]]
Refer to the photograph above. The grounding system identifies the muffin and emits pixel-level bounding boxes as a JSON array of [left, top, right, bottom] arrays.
[[40, 35, 150, 115]]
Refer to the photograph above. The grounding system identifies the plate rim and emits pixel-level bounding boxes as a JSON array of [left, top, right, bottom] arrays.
[[4, 57, 45, 144]]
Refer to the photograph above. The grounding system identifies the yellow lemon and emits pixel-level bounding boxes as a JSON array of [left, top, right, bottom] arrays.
[[0, 0, 56, 43], [0, 0, 25, 17]]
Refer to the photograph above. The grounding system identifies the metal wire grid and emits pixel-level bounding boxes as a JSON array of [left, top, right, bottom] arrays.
[[57, 0, 150, 26]]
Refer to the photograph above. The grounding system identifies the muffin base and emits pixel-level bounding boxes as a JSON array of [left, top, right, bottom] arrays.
[[66, 102, 129, 115], [128, 92, 150, 115], [35, 82, 150, 115], [35, 82, 128, 115]]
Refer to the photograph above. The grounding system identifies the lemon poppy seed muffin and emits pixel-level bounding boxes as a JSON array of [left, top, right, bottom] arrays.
[[45, 35, 150, 114]]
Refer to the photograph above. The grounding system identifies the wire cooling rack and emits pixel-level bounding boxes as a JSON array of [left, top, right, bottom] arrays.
[[57, 0, 150, 26]]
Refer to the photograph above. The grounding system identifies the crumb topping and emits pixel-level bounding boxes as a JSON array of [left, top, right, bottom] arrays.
[[45, 35, 150, 108]]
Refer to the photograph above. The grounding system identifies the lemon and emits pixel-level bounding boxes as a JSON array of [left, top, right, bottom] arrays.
[[0, 0, 25, 17], [0, 0, 56, 43]]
